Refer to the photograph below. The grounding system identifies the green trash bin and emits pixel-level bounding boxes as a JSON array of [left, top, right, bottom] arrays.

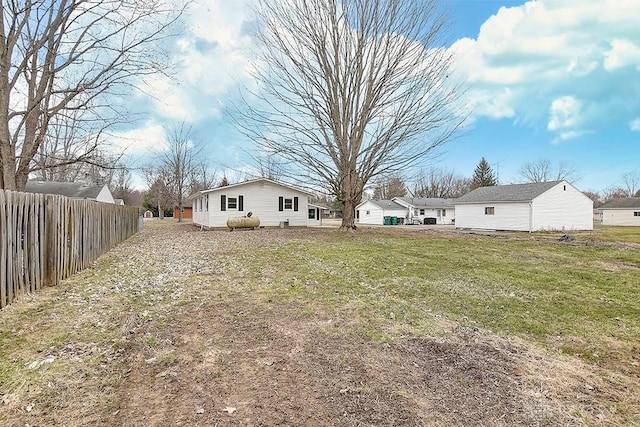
[[391, 216, 398, 225], [383, 216, 391, 225]]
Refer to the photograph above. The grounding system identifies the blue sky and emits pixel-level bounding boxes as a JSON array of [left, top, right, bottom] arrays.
[[114, 0, 640, 194]]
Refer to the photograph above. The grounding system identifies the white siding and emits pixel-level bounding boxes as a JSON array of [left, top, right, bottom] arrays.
[[411, 207, 455, 225], [357, 201, 385, 225], [455, 202, 531, 231], [194, 180, 311, 228], [455, 182, 593, 232], [96, 185, 115, 204], [601, 209, 640, 226], [356, 201, 406, 225], [532, 182, 593, 231], [307, 205, 323, 227]]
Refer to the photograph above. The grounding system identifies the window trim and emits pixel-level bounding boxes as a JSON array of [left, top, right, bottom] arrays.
[[484, 206, 495, 215]]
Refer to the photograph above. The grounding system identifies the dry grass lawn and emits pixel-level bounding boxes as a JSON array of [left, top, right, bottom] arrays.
[[0, 220, 638, 426]]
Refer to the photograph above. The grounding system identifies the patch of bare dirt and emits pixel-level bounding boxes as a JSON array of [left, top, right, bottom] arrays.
[[113, 296, 559, 426]]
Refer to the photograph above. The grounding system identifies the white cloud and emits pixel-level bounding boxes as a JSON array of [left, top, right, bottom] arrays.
[[630, 118, 640, 132], [450, 0, 640, 141], [136, 0, 256, 122], [107, 122, 168, 155], [547, 96, 582, 132], [604, 39, 640, 71]]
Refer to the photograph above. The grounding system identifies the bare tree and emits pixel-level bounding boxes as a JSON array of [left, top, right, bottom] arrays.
[[240, 0, 464, 229], [0, 0, 185, 190], [601, 187, 628, 204], [144, 165, 172, 220], [158, 124, 201, 222], [621, 171, 640, 197], [189, 163, 218, 195], [518, 159, 578, 183], [254, 153, 286, 181], [411, 167, 470, 198], [372, 175, 407, 199], [30, 108, 129, 184]]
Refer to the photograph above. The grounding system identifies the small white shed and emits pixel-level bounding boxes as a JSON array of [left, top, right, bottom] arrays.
[[191, 178, 316, 228], [454, 180, 593, 232], [356, 199, 407, 225], [599, 198, 640, 226]]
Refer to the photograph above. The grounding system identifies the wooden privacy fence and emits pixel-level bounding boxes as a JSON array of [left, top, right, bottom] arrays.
[[0, 190, 140, 309]]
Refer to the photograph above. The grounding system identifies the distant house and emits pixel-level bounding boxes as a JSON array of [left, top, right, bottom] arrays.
[[191, 178, 319, 228], [173, 205, 193, 220], [356, 197, 455, 225], [392, 197, 455, 225], [599, 198, 640, 226], [25, 181, 115, 204], [356, 199, 407, 225], [454, 180, 593, 232]]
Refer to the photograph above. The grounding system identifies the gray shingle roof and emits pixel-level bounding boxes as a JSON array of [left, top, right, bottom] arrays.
[[367, 199, 406, 210], [454, 181, 563, 204], [394, 197, 455, 208], [25, 181, 104, 199], [599, 197, 640, 209]]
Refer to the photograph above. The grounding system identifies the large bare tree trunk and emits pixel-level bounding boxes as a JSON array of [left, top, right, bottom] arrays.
[[238, 0, 465, 230]]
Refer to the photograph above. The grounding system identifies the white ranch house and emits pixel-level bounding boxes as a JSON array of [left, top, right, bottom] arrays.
[[355, 197, 455, 225], [454, 180, 593, 232], [599, 198, 640, 226], [191, 178, 323, 228]]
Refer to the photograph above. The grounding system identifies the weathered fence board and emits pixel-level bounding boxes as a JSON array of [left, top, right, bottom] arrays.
[[0, 190, 140, 308]]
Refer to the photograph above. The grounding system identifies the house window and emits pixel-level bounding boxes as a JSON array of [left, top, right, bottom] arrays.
[[308, 208, 315, 219], [221, 195, 244, 211], [419, 209, 425, 215], [485, 207, 495, 215], [205, 195, 209, 212], [414, 209, 418, 215], [442, 209, 446, 217], [278, 196, 299, 211], [634, 211, 640, 217], [366, 210, 370, 215]]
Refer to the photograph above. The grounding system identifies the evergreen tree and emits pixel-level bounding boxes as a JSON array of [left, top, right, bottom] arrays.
[[471, 158, 497, 188]]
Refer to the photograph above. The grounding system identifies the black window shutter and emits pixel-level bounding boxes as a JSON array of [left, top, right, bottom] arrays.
[[278, 196, 284, 211], [238, 195, 244, 211], [294, 196, 299, 211], [221, 195, 226, 211]]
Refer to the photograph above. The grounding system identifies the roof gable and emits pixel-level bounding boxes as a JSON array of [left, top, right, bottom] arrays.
[[454, 181, 563, 204], [393, 197, 455, 208], [599, 197, 640, 209], [361, 199, 406, 210], [197, 178, 314, 197]]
